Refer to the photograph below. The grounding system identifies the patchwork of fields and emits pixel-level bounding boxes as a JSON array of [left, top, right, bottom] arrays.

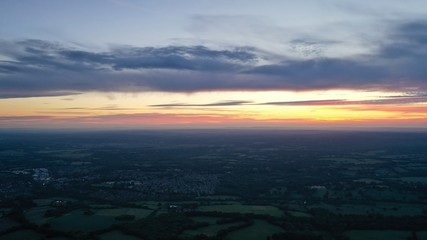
[[1, 131, 427, 239]]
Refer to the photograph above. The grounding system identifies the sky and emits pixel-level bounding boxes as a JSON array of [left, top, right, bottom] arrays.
[[0, 0, 427, 129]]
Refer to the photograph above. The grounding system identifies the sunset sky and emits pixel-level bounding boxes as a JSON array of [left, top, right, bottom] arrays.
[[1, 0, 427, 129]]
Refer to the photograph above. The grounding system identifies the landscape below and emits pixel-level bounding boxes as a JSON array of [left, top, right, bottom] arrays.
[[0, 130, 427, 240]]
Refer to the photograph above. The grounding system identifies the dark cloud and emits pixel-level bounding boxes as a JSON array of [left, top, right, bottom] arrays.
[[0, 116, 54, 121], [244, 21, 427, 91], [245, 58, 387, 89], [151, 100, 252, 107], [0, 90, 80, 99], [60, 97, 75, 101], [61, 106, 138, 111], [151, 96, 427, 108], [263, 96, 427, 106], [1, 20, 427, 98], [0, 40, 261, 97], [6, 41, 258, 73], [0, 61, 23, 73], [263, 99, 346, 106], [111, 46, 258, 71]]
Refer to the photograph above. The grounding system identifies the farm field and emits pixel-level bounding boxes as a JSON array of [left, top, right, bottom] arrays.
[[225, 220, 284, 240], [182, 221, 244, 238], [197, 204, 284, 217], [48, 210, 115, 232], [191, 216, 221, 224], [99, 231, 141, 240], [308, 202, 427, 216], [344, 230, 412, 240], [95, 207, 153, 219], [0, 230, 43, 240]]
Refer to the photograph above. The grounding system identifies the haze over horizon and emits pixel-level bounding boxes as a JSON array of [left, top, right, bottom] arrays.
[[1, 0, 427, 129]]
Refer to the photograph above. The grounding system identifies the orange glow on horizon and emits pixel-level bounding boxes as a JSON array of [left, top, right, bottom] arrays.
[[0, 90, 426, 129]]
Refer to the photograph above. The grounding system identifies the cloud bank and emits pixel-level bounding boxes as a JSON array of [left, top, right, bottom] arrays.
[[1, 21, 427, 98]]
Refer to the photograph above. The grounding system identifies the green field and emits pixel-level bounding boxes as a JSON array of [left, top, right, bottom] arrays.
[[197, 204, 283, 217], [345, 230, 411, 240], [0, 230, 42, 240], [182, 221, 244, 237], [90, 204, 115, 208], [225, 220, 283, 240], [131, 201, 163, 209], [96, 207, 153, 219], [309, 202, 425, 216], [24, 207, 53, 225], [287, 210, 313, 218], [49, 210, 115, 232], [192, 216, 220, 224], [99, 230, 141, 240]]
